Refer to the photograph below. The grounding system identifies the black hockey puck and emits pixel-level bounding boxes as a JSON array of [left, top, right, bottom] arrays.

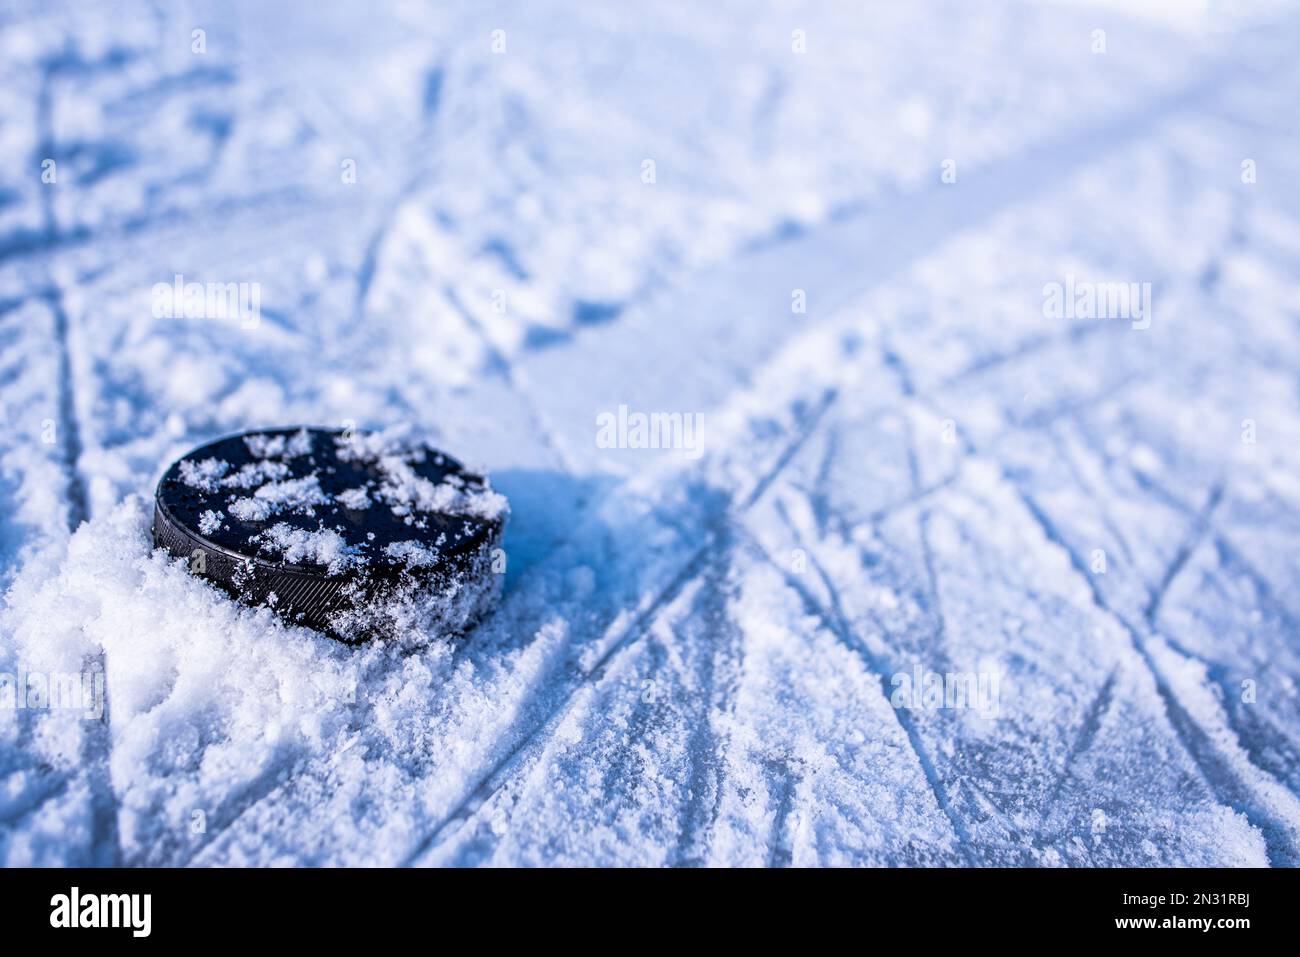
[[151, 427, 508, 643]]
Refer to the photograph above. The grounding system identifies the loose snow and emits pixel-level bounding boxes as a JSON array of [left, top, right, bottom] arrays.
[[337, 488, 372, 511], [334, 430, 510, 523], [178, 458, 230, 493], [251, 523, 361, 575], [227, 476, 329, 523], [197, 510, 223, 536], [384, 540, 440, 568], [244, 429, 314, 461]]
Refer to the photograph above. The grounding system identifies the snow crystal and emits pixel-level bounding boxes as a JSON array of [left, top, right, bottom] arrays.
[[244, 429, 314, 460], [220, 460, 292, 490], [333, 425, 422, 464], [227, 476, 328, 522], [384, 540, 440, 568], [197, 510, 223, 536], [252, 523, 361, 575], [177, 457, 230, 492], [337, 487, 372, 511], [337, 437, 508, 523]]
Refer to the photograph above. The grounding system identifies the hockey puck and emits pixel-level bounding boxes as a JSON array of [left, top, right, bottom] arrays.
[[151, 427, 508, 643]]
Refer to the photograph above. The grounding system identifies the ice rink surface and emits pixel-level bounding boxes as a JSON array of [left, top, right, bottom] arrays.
[[2, 0, 1300, 866]]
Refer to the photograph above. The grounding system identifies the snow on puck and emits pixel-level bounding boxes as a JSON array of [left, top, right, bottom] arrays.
[[151, 427, 508, 643]]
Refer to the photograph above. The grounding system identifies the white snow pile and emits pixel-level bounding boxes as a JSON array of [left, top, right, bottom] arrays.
[[180, 457, 293, 496], [337, 487, 371, 511], [197, 510, 223, 536], [220, 460, 293, 491], [227, 476, 329, 523], [383, 540, 440, 568], [0, 498, 428, 865], [334, 429, 509, 526], [177, 458, 230, 494], [250, 523, 362, 575], [244, 429, 314, 460]]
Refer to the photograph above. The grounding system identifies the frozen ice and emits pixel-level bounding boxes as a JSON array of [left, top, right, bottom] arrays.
[[1, 0, 1298, 867]]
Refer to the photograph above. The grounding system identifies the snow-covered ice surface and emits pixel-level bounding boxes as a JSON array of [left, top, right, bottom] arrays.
[[2, 0, 1300, 866]]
